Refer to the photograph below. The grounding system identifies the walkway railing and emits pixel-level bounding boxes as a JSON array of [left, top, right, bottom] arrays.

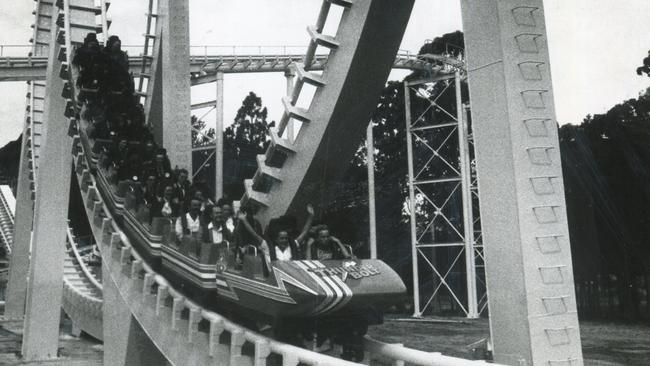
[[1, 44, 432, 60]]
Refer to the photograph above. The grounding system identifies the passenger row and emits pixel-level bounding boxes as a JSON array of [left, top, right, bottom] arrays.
[[73, 32, 353, 268]]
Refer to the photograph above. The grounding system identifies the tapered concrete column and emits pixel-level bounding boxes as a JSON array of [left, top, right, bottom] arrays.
[[284, 69, 295, 142], [157, 0, 192, 172], [461, 1, 583, 365], [215, 72, 224, 199], [21, 35, 71, 359], [6, 0, 53, 318], [5, 103, 34, 319]]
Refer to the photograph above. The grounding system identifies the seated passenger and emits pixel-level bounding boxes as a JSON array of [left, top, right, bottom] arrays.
[[108, 137, 130, 178], [140, 140, 156, 164], [305, 225, 352, 260], [160, 185, 180, 218], [193, 189, 214, 213], [202, 206, 232, 245], [146, 148, 172, 185], [217, 198, 236, 233], [72, 33, 103, 90], [268, 204, 314, 261], [102, 35, 133, 95], [235, 208, 269, 260], [175, 198, 204, 240], [172, 169, 192, 208], [142, 175, 161, 218]]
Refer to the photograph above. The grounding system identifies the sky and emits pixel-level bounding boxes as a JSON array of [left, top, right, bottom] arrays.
[[0, 0, 649, 147]]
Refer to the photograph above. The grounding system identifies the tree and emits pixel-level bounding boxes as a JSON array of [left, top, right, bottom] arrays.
[[191, 92, 274, 200], [559, 87, 650, 320], [222, 92, 275, 199], [636, 50, 650, 77]]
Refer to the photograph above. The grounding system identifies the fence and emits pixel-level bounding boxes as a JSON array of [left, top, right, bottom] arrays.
[[575, 274, 650, 321]]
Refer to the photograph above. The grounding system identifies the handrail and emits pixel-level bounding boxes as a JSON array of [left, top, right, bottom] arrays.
[[364, 337, 499, 366], [66, 225, 103, 291], [0, 44, 463, 67]]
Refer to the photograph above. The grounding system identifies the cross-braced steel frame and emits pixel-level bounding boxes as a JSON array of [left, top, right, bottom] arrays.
[[405, 69, 486, 318]]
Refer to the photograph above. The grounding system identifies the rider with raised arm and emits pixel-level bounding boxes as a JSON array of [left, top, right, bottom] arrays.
[[235, 207, 269, 261], [268, 204, 315, 261]]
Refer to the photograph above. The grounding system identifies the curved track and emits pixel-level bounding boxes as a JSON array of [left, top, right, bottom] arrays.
[[62, 226, 103, 340], [20, 0, 496, 364], [0, 186, 15, 257]]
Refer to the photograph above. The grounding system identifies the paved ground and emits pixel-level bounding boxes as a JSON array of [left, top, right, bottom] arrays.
[[369, 316, 650, 366], [0, 316, 648, 365], [0, 319, 102, 366]]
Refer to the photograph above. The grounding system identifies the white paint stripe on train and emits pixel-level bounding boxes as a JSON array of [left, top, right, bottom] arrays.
[[310, 260, 353, 313], [331, 275, 353, 311], [296, 261, 335, 315], [308, 261, 345, 314]]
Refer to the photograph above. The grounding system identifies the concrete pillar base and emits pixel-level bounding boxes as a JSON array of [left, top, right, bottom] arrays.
[[103, 261, 167, 366]]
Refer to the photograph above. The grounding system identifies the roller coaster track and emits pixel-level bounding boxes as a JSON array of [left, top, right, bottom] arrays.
[[0, 186, 15, 257], [0, 52, 452, 82], [62, 225, 103, 340], [16, 0, 495, 364], [0, 185, 103, 340]]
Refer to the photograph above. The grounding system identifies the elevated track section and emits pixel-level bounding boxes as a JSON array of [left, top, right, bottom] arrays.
[[0, 49, 446, 82]]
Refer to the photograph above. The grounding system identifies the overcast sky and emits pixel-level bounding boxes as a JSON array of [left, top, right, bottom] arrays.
[[1, 0, 649, 147]]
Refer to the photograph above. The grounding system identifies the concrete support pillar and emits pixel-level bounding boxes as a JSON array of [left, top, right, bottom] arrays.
[[284, 69, 295, 142], [215, 72, 224, 200], [21, 35, 70, 360], [460, 1, 583, 364], [366, 122, 377, 259], [5, 106, 35, 319], [103, 261, 168, 366], [158, 0, 192, 172]]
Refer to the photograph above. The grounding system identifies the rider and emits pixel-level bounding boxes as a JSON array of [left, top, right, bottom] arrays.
[[268, 204, 315, 261], [305, 224, 352, 260], [203, 205, 232, 245], [174, 197, 204, 241]]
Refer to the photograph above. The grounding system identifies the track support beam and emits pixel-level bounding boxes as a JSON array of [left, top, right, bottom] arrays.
[[150, 0, 192, 172]]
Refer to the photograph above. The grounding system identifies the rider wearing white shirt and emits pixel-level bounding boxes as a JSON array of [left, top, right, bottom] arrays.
[[175, 198, 203, 240], [204, 206, 232, 244]]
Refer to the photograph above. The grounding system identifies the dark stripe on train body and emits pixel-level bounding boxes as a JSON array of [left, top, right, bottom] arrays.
[[162, 252, 217, 281], [161, 257, 218, 289]]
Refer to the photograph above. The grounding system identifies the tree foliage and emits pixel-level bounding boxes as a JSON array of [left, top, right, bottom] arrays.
[[223, 92, 274, 198], [559, 87, 650, 319], [191, 92, 274, 200], [636, 50, 650, 77], [224, 92, 274, 161]]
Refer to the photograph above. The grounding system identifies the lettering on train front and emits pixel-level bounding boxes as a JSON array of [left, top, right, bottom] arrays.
[[307, 263, 380, 281]]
